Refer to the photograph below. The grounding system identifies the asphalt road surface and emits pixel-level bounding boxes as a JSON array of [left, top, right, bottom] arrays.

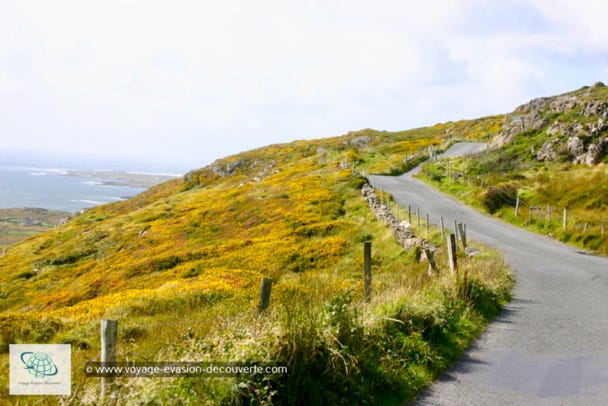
[[371, 142, 608, 405]]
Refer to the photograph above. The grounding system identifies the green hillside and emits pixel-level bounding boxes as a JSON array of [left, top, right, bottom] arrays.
[[0, 120, 511, 403], [419, 82, 608, 254]]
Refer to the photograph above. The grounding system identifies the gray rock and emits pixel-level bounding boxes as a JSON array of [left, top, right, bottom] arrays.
[[489, 98, 551, 148], [549, 96, 578, 114], [583, 100, 608, 118], [465, 247, 481, 257], [568, 137, 585, 163], [360, 183, 435, 252], [585, 136, 608, 165], [350, 136, 371, 148], [490, 83, 608, 165], [537, 138, 560, 161]]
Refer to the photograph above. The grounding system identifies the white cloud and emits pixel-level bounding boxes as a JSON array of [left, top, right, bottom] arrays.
[[0, 0, 607, 169]]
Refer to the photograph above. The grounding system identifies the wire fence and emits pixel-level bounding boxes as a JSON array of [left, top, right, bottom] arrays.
[[435, 164, 608, 239]]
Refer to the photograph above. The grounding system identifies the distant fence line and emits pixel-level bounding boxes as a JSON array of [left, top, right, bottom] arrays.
[[432, 161, 608, 239]]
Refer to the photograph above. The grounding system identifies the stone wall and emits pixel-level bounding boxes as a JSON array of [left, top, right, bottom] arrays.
[[361, 184, 435, 252]]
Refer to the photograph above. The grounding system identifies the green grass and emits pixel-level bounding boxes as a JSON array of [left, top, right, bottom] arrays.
[[0, 119, 512, 404], [418, 157, 608, 255]]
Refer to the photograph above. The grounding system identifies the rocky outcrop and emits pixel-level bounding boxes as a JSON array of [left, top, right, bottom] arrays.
[[361, 184, 435, 252], [568, 136, 585, 160], [536, 138, 559, 161], [490, 82, 608, 165], [212, 160, 247, 177], [209, 158, 279, 180], [350, 136, 371, 148], [489, 97, 552, 149]]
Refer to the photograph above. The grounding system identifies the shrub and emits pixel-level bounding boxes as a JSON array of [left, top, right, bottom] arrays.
[[482, 185, 518, 214]]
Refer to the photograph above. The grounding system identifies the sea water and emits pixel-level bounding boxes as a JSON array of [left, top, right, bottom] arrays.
[[0, 151, 187, 214]]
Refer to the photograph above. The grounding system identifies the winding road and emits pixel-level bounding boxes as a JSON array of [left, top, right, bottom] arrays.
[[371, 143, 608, 405]]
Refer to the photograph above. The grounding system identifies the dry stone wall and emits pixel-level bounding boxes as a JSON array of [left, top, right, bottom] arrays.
[[361, 184, 435, 252]]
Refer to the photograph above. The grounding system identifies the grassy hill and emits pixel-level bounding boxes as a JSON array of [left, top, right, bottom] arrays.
[[419, 82, 608, 255], [0, 120, 511, 403]]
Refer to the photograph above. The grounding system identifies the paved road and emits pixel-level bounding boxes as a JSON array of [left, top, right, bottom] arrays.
[[371, 143, 608, 405]]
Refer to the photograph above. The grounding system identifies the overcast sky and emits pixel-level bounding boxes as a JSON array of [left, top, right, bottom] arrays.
[[1, 0, 607, 171]]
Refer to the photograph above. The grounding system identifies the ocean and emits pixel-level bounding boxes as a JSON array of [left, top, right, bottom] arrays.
[[0, 150, 188, 214]]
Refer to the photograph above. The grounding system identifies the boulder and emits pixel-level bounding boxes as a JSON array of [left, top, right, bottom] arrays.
[[568, 136, 585, 163], [585, 136, 608, 165], [536, 138, 560, 161], [350, 136, 371, 148]]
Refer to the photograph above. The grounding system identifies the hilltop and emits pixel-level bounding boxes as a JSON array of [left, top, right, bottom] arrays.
[[490, 81, 608, 165]]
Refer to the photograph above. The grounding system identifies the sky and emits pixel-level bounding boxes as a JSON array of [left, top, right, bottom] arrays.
[[1, 0, 607, 172]]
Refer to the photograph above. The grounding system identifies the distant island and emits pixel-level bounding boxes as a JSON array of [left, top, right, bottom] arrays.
[[61, 169, 181, 188]]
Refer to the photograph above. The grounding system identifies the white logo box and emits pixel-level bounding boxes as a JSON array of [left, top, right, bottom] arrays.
[[9, 344, 71, 396]]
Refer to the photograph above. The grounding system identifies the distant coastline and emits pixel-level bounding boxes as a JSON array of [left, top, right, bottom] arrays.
[[60, 169, 181, 188], [0, 207, 70, 247], [0, 168, 182, 246], [0, 151, 188, 214]]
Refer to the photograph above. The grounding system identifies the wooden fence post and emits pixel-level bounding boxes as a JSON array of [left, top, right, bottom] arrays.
[[101, 319, 118, 399], [563, 209, 568, 231], [408, 205, 412, 224], [440, 216, 445, 239], [454, 221, 459, 249], [364, 241, 372, 303], [457, 223, 467, 248], [417, 208, 421, 229], [515, 196, 520, 218], [602, 222, 605, 238], [547, 204, 551, 223], [426, 213, 430, 236], [447, 234, 457, 274], [424, 248, 437, 275], [258, 278, 273, 313]]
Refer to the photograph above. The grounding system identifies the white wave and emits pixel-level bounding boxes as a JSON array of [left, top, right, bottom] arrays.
[[83, 180, 103, 186], [78, 199, 105, 205], [126, 171, 183, 177], [45, 168, 70, 175]]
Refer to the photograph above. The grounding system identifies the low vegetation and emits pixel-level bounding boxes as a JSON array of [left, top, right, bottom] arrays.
[[418, 84, 608, 255], [0, 119, 511, 404]]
